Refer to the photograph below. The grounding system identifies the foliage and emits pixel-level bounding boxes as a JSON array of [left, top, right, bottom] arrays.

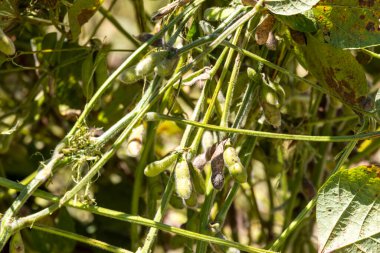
[[0, 0, 380, 253]]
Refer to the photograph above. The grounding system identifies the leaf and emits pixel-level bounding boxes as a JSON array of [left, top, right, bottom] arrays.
[[293, 33, 371, 111], [313, 0, 380, 48], [68, 0, 103, 40], [265, 0, 320, 15], [275, 11, 318, 32], [316, 165, 380, 253]]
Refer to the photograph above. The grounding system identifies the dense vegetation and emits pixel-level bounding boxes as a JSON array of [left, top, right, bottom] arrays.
[[0, 0, 380, 252]]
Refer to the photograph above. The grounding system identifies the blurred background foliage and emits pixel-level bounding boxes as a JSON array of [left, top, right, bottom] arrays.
[[0, 0, 380, 253]]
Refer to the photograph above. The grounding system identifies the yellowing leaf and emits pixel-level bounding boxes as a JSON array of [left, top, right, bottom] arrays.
[[293, 34, 371, 111], [317, 165, 380, 253], [313, 0, 380, 48]]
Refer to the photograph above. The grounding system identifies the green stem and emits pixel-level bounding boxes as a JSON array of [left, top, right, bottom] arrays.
[[32, 225, 132, 253], [195, 28, 243, 253], [130, 121, 157, 250], [220, 26, 243, 130], [145, 113, 380, 142], [0, 177, 276, 253], [139, 175, 175, 252], [68, 0, 205, 139], [131, 0, 148, 32], [269, 123, 366, 251]]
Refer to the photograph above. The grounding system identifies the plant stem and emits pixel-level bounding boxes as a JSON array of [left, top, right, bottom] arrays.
[[68, 0, 205, 139], [130, 121, 157, 250], [220, 25, 244, 131], [269, 123, 366, 251], [195, 27, 243, 253], [145, 113, 380, 142], [0, 177, 276, 253], [32, 224, 132, 253]]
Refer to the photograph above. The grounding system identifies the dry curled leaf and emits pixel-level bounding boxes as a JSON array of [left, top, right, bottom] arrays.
[[255, 14, 276, 45]]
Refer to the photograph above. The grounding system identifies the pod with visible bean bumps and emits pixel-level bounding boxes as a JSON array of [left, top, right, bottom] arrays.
[[10, 231, 24, 253], [260, 84, 281, 128], [223, 144, 247, 183], [119, 65, 144, 84], [189, 163, 206, 194], [135, 50, 168, 76], [174, 156, 192, 199], [154, 54, 179, 77], [185, 187, 197, 207], [144, 153, 179, 177], [170, 194, 185, 209]]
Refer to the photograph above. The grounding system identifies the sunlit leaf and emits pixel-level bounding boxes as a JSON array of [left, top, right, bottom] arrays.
[[313, 0, 380, 48], [275, 11, 318, 32], [265, 0, 320, 15], [317, 165, 380, 253], [293, 33, 371, 111]]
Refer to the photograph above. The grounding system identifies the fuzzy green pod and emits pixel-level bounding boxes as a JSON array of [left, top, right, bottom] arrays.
[[223, 146, 247, 183], [170, 194, 185, 209], [185, 187, 197, 207], [189, 163, 206, 194], [135, 50, 168, 76], [10, 231, 24, 253], [203, 7, 235, 22], [260, 84, 281, 128], [144, 153, 179, 177], [119, 65, 144, 84], [174, 157, 192, 199], [154, 54, 179, 77], [0, 28, 15, 55]]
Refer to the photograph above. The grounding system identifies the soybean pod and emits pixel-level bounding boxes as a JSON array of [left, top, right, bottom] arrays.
[[144, 152, 179, 177], [174, 156, 192, 200], [223, 141, 247, 183]]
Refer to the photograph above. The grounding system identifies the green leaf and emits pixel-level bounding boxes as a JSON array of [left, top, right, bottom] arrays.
[[316, 165, 380, 253], [275, 11, 318, 32], [68, 0, 103, 40], [293, 34, 371, 111], [313, 0, 380, 48], [265, 0, 320, 15]]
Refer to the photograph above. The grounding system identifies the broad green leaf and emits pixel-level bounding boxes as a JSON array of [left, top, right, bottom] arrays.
[[68, 0, 103, 40], [265, 0, 320, 15], [293, 33, 371, 111], [276, 11, 318, 32], [313, 0, 380, 48], [317, 165, 380, 253]]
